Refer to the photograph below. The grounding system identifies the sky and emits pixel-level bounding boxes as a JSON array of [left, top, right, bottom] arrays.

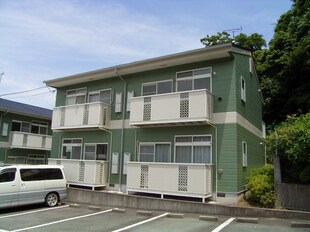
[[0, 0, 292, 110]]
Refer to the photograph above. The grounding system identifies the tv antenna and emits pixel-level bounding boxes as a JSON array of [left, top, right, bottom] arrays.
[[224, 26, 243, 38]]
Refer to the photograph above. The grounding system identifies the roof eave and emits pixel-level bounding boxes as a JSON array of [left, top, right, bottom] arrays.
[[44, 43, 251, 88]]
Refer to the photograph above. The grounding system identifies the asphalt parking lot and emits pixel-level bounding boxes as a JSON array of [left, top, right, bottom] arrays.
[[0, 204, 309, 232]]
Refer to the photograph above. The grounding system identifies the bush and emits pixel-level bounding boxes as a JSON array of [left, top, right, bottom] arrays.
[[245, 164, 276, 208]]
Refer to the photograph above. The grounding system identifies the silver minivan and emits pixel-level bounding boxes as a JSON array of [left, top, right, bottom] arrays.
[[0, 165, 67, 209]]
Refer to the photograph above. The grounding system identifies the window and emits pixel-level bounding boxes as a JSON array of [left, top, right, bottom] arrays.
[[249, 57, 253, 74], [89, 89, 112, 104], [66, 88, 86, 105], [84, 144, 108, 160], [139, 143, 171, 162], [11, 121, 30, 133], [20, 168, 63, 181], [2, 122, 8, 136], [31, 121, 48, 135], [0, 168, 16, 183], [142, 80, 172, 96], [242, 141, 248, 167], [61, 139, 82, 160], [176, 67, 212, 92], [175, 135, 212, 164], [241, 77, 246, 102]]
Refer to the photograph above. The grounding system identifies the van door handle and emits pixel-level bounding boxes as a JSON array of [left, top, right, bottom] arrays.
[[11, 184, 16, 186]]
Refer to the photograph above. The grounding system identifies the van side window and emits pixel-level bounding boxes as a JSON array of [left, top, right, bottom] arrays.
[[20, 168, 63, 181], [45, 169, 63, 180], [0, 169, 16, 183], [21, 169, 44, 181]]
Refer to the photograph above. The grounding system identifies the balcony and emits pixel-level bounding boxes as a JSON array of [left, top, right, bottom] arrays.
[[129, 89, 213, 127], [48, 159, 109, 189], [126, 162, 212, 202], [52, 102, 111, 130], [10, 131, 52, 150]]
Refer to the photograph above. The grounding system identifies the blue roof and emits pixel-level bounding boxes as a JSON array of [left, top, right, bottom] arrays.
[[0, 98, 52, 120]]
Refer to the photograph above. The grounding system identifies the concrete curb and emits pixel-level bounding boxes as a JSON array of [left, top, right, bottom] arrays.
[[199, 215, 218, 221], [167, 213, 184, 218], [237, 217, 258, 223], [291, 222, 310, 228], [112, 208, 126, 213], [67, 188, 310, 220]]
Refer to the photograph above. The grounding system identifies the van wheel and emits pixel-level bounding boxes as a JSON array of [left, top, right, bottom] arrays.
[[45, 192, 59, 207]]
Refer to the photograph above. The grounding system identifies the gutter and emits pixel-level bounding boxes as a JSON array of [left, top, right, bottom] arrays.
[[114, 68, 127, 192]]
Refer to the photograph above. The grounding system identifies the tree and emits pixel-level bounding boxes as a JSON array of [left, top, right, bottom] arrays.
[[200, 32, 266, 52], [266, 113, 310, 183], [256, 0, 310, 125]]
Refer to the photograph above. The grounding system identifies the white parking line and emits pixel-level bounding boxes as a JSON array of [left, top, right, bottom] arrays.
[[212, 217, 235, 232], [0, 205, 69, 219], [10, 208, 113, 232], [112, 212, 169, 232]]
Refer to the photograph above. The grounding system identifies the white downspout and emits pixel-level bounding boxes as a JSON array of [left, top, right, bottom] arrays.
[[115, 68, 127, 192], [209, 123, 218, 202]]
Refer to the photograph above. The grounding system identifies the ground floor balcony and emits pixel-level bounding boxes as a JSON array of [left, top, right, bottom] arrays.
[[9, 131, 52, 150], [129, 89, 213, 127], [48, 159, 108, 190], [51, 102, 111, 130], [126, 162, 212, 202]]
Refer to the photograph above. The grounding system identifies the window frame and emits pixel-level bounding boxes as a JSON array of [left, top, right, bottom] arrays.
[[176, 67, 212, 92], [241, 76, 246, 102], [242, 141, 248, 167], [31, 121, 48, 135], [61, 138, 83, 160], [174, 135, 212, 164], [66, 88, 87, 105], [141, 79, 173, 96], [83, 143, 108, 161], [88, 88, 112, 105], [138, 142, 171, 163], [11, 120, 31, 133]]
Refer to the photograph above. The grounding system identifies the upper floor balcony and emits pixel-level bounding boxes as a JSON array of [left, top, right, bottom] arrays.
[[129, 89, 213, 127], [10, 131, 52, 151], [51, 102, 111, 130]]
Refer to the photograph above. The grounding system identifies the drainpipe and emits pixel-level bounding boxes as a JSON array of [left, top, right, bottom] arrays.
[[0, 110, 9, 131], [209, 123, 218, 202], [114, 68, 127, 192]]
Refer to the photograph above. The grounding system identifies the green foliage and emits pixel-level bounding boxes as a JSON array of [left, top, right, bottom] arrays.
[[200, 32, 266, 52], [245, 164, 276, 208], [266, 113, 310, 183], [257, 0, 310, 125]]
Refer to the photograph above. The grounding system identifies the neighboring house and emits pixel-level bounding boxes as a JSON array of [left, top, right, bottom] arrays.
[[0, 98, 53, 165], [45, 43, 265, 203]]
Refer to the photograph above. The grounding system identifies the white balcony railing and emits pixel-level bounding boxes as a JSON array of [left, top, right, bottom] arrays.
[[48, 159, 109, 189], [10, 131, 52, 150], [51, 102, 111, 130], [129, 89, 213, 127], [126, 162, 212, 202]]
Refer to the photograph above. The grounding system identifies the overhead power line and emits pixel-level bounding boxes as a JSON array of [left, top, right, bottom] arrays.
[[0, 86, 49, 97]]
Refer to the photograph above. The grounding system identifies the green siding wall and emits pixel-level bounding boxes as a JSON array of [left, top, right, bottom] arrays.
[[233, 53, 263, 130]]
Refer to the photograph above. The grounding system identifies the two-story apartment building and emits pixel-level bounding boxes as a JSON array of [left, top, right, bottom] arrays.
[[45, 43, 265, 203], [0, 99, 53, 165]]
